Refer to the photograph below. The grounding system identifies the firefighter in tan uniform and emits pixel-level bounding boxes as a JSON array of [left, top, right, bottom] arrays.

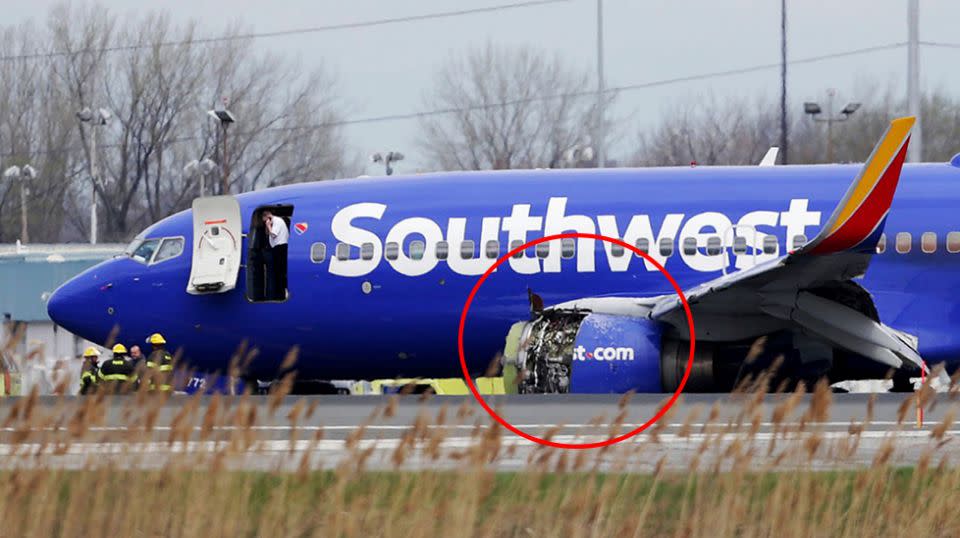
[[79, 347, 101, 395], [145, 333, 174, 392]]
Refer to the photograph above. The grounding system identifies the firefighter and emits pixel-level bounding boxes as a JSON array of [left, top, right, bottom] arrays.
[[97, 344, 137, 393], [79, 347, 101, 395], [145, 333, 174, 392]]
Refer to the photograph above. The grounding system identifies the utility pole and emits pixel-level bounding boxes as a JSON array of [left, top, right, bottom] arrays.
[[595, 0, 606, 168], [907, 0, 922, 162], [826, 89, 835, 163], [779, 0, 788, 165]]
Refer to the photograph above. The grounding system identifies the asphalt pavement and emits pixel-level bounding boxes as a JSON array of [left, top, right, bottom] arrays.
[[0, 392, 956, 472]]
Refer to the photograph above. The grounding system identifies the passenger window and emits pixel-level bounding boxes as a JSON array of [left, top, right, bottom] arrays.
[[732, 236, 747, 255], [948, 232, 960, 253], [436, 241, 449, 260], [611, 243, 625, 257], [635, 238, 649, 257], [409, 240, 425, 260], [877, 234, 886, 254], [361, 242, 375, 261], [659, 238, 674, 257], [509, 239, 524, 259], [561, 238, 575, 259], [682, 237, 697, 256], [536, 242, 550, 258], [762, 236, 778, 255], [335, 243, 351, 261], [485, 240, 500, 259], [706, 236, 722, 256], [792, 234, 807, 251], [131, 239, 160, 264], [310, 242, 326, 263], [921, 232, 937, 254], [896, 232, 911, 254], [385, 242, 399, 261], [153, 237, 184, 263], [460, 240, 475, 259]]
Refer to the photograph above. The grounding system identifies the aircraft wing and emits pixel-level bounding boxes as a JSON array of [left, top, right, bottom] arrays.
[[554, 117, 928, 374]]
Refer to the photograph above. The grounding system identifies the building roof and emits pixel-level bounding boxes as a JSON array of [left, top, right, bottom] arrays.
[[0, 243, 125, 322]]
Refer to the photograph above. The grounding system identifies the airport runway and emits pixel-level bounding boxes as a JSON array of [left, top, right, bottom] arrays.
[[0, 392, 957, 472]]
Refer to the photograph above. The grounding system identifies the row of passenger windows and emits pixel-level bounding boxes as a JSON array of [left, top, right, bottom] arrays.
[[877, 232, 960, 254], [309, 235, 803, 264], [309, 231, 958, 264]]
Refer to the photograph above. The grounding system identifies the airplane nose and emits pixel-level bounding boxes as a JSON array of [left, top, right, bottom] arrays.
[[47, 269, 112, 343]]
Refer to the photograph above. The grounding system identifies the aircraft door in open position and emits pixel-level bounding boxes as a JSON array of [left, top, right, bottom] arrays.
[[187, 195, 243, 294]]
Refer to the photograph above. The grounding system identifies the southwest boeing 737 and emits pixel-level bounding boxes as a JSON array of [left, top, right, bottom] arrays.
[[46, 117, 957, 392]]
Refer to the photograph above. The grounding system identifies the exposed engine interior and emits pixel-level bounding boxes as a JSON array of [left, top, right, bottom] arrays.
[[514, 310, 586, 394]]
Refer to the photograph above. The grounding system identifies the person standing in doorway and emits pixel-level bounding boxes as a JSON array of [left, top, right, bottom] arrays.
[[262, 210, 289, 300]]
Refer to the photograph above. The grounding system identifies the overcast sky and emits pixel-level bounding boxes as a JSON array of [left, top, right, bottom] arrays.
[[6, 0, 960, 174]]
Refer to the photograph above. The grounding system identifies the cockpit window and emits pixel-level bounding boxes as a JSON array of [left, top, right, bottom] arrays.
[[153, 237, 185, 263], [131, 239, 160, 264]]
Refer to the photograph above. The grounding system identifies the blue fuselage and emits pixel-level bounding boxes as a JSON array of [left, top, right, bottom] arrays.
[[47, 164, 960, 379]]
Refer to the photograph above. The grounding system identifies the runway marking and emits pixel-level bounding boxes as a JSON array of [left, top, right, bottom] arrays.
[[0, 430, 954, 457], [0, 421, 918, 433]]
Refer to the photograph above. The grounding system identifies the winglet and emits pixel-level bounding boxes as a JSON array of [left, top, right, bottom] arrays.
[[800, 117, 915, 255]]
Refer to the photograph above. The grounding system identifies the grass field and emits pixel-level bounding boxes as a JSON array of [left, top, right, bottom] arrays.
[[3, 465, 960, 536]]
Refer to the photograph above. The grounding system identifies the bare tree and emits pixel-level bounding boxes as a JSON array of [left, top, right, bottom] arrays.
[[0, 3, 354, 243], [418, 44, 611, 171], [633, 85, 960, 167]]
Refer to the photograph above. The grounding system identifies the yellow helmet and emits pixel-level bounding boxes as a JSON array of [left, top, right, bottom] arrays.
[[82, 346, 101, 358], [147, 333, 167, 345], [112, 343, 128, 354]]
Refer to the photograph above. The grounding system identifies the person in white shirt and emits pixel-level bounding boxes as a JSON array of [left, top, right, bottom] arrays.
[[262, 210, 289, 300]]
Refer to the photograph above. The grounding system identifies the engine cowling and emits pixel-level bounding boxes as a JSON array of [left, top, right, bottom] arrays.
[[569, 313, 663, 393]]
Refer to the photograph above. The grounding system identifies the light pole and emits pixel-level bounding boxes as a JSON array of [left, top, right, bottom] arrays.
[[907, 0, 922, 162], [562, 144, 595, 168], [3, 164, 36, 244], [208, 98, 236, 195], [595, 0, 606, 168], [77, 107, 111, 244], [370, 152, 404, 176], [184, 158, 218, 198], [804, 90, 860, 163]]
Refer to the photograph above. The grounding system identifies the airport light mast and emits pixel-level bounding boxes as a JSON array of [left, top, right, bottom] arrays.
[[184, 158, 218, 198], [3, 164, 37, 244], [804, 89, 860, 163], [371, 152, 404, 176], [77, 106, 111, 245], [208, 98, 236, 195]]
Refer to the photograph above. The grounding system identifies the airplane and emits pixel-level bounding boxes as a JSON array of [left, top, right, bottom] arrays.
[[46, 116, 957, 393]]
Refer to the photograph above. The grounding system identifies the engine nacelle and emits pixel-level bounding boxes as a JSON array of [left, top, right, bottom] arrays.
[[569, 313, 664, 393], [505, 311, 675, 394]]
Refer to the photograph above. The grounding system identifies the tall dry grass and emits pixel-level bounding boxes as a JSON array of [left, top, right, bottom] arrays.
[[0, 375, 956, 537], [2, 330, 960, 536]]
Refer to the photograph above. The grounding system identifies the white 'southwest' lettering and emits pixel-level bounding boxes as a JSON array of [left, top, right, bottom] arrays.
[[325, 198, 822, 278]]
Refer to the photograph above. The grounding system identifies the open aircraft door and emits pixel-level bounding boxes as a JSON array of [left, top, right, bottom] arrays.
[[187, 196, 243, 295]]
